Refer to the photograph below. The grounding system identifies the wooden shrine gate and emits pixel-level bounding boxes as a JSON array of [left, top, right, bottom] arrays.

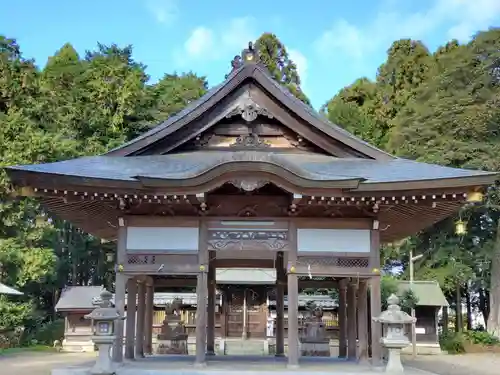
[[225, 286, 267, 338]]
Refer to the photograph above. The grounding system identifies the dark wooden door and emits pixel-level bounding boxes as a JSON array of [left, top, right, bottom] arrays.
[[246, 288, 266, 338], [227, 290, 244, 337], [226, 287, 267, 338]]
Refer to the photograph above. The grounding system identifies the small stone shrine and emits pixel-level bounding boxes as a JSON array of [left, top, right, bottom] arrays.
[[373, 294, 416, 374], [156, 298, 188, 355], [300, 303, 330, 357]]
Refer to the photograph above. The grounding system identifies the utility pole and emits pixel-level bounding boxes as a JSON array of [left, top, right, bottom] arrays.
[[409, 249, 423, 359]]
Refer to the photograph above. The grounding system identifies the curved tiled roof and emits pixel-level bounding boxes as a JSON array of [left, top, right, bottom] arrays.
[[7, 151, 495, 188]]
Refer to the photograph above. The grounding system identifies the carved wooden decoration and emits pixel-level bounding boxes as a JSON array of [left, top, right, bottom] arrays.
[[225, 99, 273, 122], [229, 133, 270, 149], [207, 229, 289, 252], [229, 179, 268, 192]]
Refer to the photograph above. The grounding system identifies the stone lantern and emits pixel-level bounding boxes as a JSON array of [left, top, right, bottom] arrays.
[[85, 290, 123, 375], [372, 294, 416, 374]]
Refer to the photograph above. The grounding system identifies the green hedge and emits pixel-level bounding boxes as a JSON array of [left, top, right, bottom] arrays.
[[22, 319, 65, 346], [439, 330, 500, 354]]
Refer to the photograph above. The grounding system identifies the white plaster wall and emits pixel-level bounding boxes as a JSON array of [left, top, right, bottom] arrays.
[[297, 228, 370, 253], [126, 226, 199, 252]]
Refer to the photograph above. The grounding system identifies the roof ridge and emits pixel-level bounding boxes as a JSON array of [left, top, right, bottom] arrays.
[[105, 57, 393, 159]]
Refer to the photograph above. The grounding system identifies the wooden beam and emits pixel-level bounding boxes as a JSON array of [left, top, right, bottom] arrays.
[[153, 278, 197, 287], [293, 265, 373, 278], [213, 259, 275, 268], [124, 216, 199, 227], [124, 263, 200, 275], [298, 280, 338, 289]]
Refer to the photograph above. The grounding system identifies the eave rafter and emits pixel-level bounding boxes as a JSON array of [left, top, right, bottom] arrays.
[[22, 186, 471, 205], [13, 180, 476, 243]]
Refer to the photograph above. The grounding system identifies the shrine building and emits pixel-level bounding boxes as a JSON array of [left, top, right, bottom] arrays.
[[5, 42, 498, 368]]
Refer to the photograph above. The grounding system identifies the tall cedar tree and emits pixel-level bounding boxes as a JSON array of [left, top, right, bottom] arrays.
[[255, 33, 311, 105]]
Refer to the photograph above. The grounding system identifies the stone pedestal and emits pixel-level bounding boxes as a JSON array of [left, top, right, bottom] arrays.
[[90, 339, 115, 375], [156, 299, 188, 355], [300, 305, 330, 357]]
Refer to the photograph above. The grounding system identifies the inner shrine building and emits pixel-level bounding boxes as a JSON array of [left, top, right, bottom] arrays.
[[5, 43, 498, 367]]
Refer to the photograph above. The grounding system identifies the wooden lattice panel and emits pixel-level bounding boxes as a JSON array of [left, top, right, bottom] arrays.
[[298, 256, 369, 268], [127, 254, 198, 265], [127, 254, 151, 264]]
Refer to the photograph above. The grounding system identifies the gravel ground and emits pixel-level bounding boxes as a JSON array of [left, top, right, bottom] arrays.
[[3, 351, 498, 375], [0, 352, 94, 375], [404, 353, 500, 375]]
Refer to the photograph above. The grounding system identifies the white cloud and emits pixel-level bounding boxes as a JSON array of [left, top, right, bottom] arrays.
[[221, 18, 257, 53], [146, 0, 179, 24], [179, 17, 258, 63], [315, 0, 500, 60], [184, 27, 214, 58], [444, 0, 500, 41]]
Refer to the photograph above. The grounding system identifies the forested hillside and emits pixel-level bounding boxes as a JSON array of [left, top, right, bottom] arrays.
[[1, 28, 500, 343]]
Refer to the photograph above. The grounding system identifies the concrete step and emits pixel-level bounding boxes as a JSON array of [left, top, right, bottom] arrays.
[[224, 339, 266, 356]]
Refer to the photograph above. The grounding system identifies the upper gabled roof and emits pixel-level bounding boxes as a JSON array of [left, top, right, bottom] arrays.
[[0, 282, 23, 296], [106, 61, 394, 160], [55, 285, 104, 311], [397, 280, 449, 307]]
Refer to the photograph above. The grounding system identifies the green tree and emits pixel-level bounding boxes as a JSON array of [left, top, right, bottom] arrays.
[[255, 33, 310, 105], [388, 28, 500, 336], [146, 72, 208, 123]]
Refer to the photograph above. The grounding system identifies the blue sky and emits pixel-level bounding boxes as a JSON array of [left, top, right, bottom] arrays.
[[2, 0, 500, 109]]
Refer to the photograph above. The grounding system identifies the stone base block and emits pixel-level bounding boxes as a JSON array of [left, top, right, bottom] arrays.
[[156, 339, 188, 355], [52, 366, 425, 375], [401, 343, 441, 355], [52, 368, 90, 375], [62, 340, 95, 353], [300, 342, 330, 357]]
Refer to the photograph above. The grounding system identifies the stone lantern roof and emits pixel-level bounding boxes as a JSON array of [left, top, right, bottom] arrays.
[[373, 294, 415, 325], [85, 290, 121, 322]]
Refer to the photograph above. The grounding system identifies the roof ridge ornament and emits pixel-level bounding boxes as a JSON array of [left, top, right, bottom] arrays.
[[227, 41, 260, 77], [242, 41, 259, 64]]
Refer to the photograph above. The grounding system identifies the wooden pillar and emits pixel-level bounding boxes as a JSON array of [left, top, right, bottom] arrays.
[[370, 227, 382, 365], [287, 222, 299, 368], [144, 279, 154, 355], [113, 223, 127, 362], [357, 280, 369, 362], [242, 288, 248, 339], [347, 281, 358, 360], [275, 251, 285, 357], [207, 251, 216, 355], [195, 220, 208, 366], [220, 292, 227, 338], [370, 276, 382, 365], [135, 280, 146, 358], [125, 278, 137, 360], [338, 279, 348, 358]]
